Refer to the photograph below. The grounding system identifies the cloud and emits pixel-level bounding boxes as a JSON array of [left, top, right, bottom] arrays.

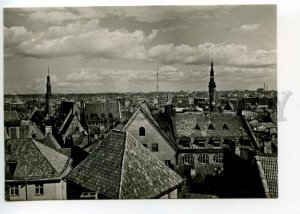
[[240, 24, 261, 31], [13, 20, 158, 60], [148, 42, 276, 68], [4, 26, 33, 46]]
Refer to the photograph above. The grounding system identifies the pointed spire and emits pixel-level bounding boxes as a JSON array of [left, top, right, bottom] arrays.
[[48, 66, 50, 76], [211, 58, 214, 68]]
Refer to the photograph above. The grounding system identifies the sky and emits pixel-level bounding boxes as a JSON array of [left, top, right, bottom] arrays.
[[3, 5, 277, 94]]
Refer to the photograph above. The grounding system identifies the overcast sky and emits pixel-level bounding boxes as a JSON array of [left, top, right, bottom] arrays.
[[4, 5, 276, 94]]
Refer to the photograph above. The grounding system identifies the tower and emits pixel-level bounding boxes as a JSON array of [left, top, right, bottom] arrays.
[[45, 66, 52, 115], [208, 59, 216, 111]]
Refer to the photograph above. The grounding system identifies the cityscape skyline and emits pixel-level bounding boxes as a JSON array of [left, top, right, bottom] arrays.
[[4, 5, 276, 93]]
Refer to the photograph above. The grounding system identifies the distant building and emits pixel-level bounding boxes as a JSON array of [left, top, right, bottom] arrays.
[[65, 130, 183, 199], [82, 101, 122, 138], [5, 138, 71, 201]]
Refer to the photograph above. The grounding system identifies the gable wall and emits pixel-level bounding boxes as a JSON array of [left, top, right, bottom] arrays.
[[124, 111, 176, 166]]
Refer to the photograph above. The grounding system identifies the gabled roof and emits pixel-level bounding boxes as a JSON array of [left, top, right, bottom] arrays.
[[255, 156, 278, 198], [123, 106, 177, 151], [43, 133, 62, 151], [65, 130, 183, 199], [5, 138, 69, 180]]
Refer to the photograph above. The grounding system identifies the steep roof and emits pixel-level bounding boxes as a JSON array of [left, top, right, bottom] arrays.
[[65, 130, 183, 199], [43, 133, 62, 151], [255, 156, 278, 198], [5, 138, 69, 180]]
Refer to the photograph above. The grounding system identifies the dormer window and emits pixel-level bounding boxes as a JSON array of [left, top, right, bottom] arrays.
[[223, 124, 229, 130], [195, 124, 200, 130], [208, 124, 215, 130], [139, 127, 145, 136], [179, 136, 191, 147]]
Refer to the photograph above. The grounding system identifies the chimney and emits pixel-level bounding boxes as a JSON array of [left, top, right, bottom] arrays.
[[45, 126, 52, 135]]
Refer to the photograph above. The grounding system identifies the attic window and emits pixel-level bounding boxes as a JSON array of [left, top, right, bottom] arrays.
[[139, 127, 145, 136], [195, 124, 200, 130], [223, 124, 229, 130], [208, 124, 215, 130], [179, 136, 191, 147]]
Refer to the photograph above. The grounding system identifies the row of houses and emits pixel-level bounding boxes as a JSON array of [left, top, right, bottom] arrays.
[[4, 96, 277, 199]]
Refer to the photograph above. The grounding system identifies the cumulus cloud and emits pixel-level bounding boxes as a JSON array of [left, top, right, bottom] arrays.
[[240, 24, 261, 31], [148, 42, 276, 68], [13, 20, 158, 60], [4, 26, 33, 46]]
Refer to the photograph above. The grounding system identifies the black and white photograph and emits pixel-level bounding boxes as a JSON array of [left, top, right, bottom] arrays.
[[3, 4, 279, 201]]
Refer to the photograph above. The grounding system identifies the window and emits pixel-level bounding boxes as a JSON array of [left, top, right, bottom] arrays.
[[139, 127, 145, 136], [142, 144, 147, 148], [108, 113, 113, 119], [164, 160, 171, 167], [179, 136, 191, 147], [100, 113, 105, 118], [213, 154, 224, 164], [198, 154, 209, 164], [213, 141, 221, 147], [35, 184, 44, 195], [152, 143, 159, 152], [10, 185, 19, 196], [183, 154, 194, 165]]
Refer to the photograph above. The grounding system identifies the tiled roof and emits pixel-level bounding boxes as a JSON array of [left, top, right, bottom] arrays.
[[65, 130, 183, 199], [4, 111, 20, 123], [174, 112, 249, 141], [194, 164, 223, 183], [255, 156, 278, 198], [43, 133, 62, 151], [5, 138, 69, 180]]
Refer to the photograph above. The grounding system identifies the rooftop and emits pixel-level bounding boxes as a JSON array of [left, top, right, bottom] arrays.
[[65, 130, 183, 199]]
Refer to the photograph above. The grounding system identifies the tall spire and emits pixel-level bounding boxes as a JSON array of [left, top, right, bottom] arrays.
[[208, 59, 217, 112], [45, 66, 52, 116]]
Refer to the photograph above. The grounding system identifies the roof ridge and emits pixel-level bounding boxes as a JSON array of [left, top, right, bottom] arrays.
[[31, 139, 60, 176], [118, 131, 128, 198], [32, 139, 67, 176]]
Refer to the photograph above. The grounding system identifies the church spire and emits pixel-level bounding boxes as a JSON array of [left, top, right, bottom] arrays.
[[45, 66, 52, 116], [208, 59, 216, 112]]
